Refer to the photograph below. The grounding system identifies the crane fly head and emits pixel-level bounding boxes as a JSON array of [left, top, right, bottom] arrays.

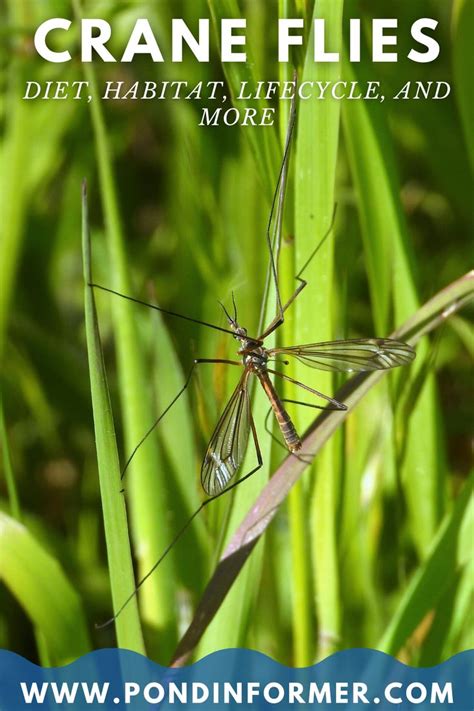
[[218, 299, 247, 340], [218, 298, 265, 354]]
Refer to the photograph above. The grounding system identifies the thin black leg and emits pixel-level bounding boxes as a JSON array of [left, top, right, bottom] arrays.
[[258, 205, 337, 341], [267, 368, 347, 411], [97, 398, 264, 629], [121, 358, 241, 479]]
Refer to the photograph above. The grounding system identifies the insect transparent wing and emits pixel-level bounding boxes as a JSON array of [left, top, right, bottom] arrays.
[[271, 338, 415, 373], [201, 373, 251, 497]]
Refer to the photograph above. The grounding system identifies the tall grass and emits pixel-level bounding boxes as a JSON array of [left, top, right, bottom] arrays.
[[82, 182, 145, 653], [0, 0, 472, 666]]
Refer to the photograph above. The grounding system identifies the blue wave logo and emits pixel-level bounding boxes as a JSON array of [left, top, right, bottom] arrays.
[[0, 648, 472, 709]]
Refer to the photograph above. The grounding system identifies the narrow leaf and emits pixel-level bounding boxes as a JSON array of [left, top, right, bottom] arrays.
[[379, 476, 473, 656], [82, 182, 145, 654], [0, 512, 91, 665]]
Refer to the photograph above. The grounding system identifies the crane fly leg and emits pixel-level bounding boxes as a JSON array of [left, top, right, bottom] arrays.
[[99, 379, 262, 630], [267, 368, 347, 411], [259, 206, 337, 340], [258, 276, 307, 340], [262, 369, 346, 464], [121, 358, 241, 480]]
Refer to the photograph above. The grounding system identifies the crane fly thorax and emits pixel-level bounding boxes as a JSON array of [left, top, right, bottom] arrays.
[[240, 343, 268, 372]]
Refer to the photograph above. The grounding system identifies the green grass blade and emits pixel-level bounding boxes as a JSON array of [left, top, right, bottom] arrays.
[[441, 558, 474, 656], [195, 0, 282, 657], [1, 395, 53, 665], [196, 180, 278, 656], [294, 0, 344, 660], [0, 65, 29, 364], [379, 476, 473, 656], [0, 1, 77, 364], [82, 182, 145, 654], [276, 2, 311, 665], [342, 50, 442, 557], [0, 396, 20, 520], [207, 0, 280, 197], [453, 0, 474, 171], [74, 0, 177, 649], [0, 511, 91, 664], [150, 308, 209, 591]]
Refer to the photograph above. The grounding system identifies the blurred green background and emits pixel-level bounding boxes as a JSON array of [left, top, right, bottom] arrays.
[[0, 0, 472, 667]]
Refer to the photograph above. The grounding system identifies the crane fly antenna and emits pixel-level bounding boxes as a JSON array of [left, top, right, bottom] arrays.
[[89, 283, 240, 337], [218, 299, 234, 324], [231, 291, 238, 323]]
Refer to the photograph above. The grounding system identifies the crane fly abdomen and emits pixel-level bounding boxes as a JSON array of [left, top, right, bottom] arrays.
[[257, 370, 302, 452]]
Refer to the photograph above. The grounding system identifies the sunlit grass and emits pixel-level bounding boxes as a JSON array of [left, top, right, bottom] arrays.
[[0, 0, 472, 666]]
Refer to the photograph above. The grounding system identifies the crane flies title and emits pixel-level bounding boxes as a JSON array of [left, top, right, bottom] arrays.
[[35, 17, 441, 64], [26, 16, 448, 125]]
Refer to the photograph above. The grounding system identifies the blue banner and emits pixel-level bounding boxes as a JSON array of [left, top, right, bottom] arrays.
[[0, 648, 472, 710]]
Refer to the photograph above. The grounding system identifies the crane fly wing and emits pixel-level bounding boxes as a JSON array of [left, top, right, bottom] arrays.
[[201, 372, 251, 497], [271, 338, 415, 373]]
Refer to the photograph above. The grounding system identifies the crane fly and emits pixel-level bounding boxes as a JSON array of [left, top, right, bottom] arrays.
[[201, 334, 414, 497], [91, 93, 415, 627]]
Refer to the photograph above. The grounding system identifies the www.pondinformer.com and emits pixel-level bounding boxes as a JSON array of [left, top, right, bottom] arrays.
[[19, 680, 454, 706]]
